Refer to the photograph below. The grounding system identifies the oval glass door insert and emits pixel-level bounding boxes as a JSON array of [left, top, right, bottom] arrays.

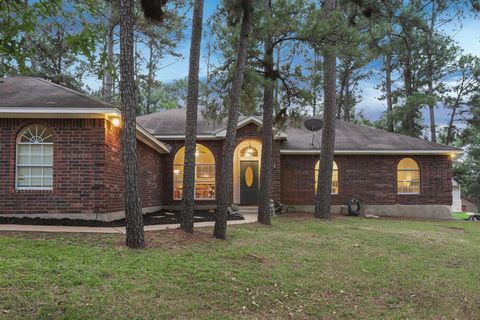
[[245, 166, 254, 187]]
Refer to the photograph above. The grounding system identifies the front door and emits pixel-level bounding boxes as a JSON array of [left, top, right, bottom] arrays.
[[240, 160, 259, 205]]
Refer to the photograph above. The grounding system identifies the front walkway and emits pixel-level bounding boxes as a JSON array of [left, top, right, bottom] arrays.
[[0, 213, 258, 234]]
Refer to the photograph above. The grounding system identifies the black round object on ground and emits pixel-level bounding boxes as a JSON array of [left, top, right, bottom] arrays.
[[348, 199, 362, 216]]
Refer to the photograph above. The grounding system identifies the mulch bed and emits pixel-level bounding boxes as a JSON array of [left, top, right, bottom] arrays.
[[0, 209, 244, 227]]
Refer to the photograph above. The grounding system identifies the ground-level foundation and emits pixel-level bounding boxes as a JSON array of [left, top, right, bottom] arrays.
[[289, 204, 453, 220]]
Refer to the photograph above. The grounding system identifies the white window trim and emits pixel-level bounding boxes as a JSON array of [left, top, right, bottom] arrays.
[[397, 159, 420, 195], [15, 131, 54, 191]]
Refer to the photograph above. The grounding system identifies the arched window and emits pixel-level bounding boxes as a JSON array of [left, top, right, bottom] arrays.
[[315, 160, 339, 194], [16, 124, 53, 190], [397, 158, 420, 194], [173, 144, 215, 200]]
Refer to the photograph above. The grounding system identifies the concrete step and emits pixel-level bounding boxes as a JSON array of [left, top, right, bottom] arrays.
[[239, 206, 258, 214]]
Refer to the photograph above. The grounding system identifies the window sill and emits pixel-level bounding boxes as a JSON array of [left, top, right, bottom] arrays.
[[398, 193, 420, 195], [173, 199, 216, 201], [15, 188, 53, 192]]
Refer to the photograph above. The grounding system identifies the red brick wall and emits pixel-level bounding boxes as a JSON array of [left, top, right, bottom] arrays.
[[137, 141, 163, 208], [0, 118, 164, 216], [103, 121, 164, 212], [104, 121, 123, 213], [280, 154, 453, 205], [0, 118, 105, 215]]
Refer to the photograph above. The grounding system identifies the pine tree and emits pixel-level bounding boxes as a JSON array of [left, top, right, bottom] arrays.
[[181, 0, 204, 233], [120, 0, 145, 248], [314, 0, 337, 219], [214, 0, 254, 239]]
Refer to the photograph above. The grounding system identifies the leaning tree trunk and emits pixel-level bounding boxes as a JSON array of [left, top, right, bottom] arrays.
[[103, 0, 115, 103], [385, 52, 394, 132], [337, 70, 346, 120], [314, 0, 337, 219], [343, 72, 350, 122], [120, 0, 145, 248], [426, 1, 437, 142], [181, 0, 204, 233], [214, 0, 253, 239], [258, 0, 274, 225]]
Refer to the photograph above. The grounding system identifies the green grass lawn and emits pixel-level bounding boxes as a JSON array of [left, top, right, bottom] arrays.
[[452, 211, 473, 220], [1, 215, 480, 319]]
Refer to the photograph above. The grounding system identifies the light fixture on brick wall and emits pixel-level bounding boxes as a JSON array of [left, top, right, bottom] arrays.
[[111, 117, 121, 127]]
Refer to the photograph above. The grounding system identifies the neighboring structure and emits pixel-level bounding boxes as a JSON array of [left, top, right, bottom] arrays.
[[462, 197, 479, 213], [0, 77, 463, 220], [451, 180, 478, 213], [452, 179, 462, 212]]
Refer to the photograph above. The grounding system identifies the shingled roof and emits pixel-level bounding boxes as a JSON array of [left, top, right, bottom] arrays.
[[137, 108, 264, 137], [0, 77, 114, 109], [138, 109, 461, 154], [281, 120, 459, 152], [0, 77, 170, 154]]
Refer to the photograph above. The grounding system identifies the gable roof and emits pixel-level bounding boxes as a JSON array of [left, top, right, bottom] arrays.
[[137, 109, 269, 138], [0, 77, 113, 109], [0, 77, 170, 154], [138, 108, 461, 155]]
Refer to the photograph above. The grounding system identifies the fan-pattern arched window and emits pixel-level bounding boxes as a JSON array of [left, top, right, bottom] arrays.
[[16, 124, 53, 189], [173, 144, 215, 200], [240, 146, 259, 158], [397, 158, 420, 194], [315, 160, 339, 194]]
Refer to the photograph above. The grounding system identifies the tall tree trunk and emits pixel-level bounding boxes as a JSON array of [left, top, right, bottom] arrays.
[[146, 40, 154, 114], [426, 1, 437, 142], [337, 70, 346, 120], [120, 0, 145, 249], [427, 79, 436, 141], [258, 0, 274, 225], [400, 19, 416, 137], [445, 90, 463, 145], [314, 0, 337, 219], [213, 0, 253, 239], [274, 43, 282, 112], [385, 52, 394, 132], [403, 51, 415, 136], [312, 52, 319, 116], [181, 0, 204, 233], [445, 105, 457, 146], [342, 71, 350, 122], [103, 1, 115, 103]]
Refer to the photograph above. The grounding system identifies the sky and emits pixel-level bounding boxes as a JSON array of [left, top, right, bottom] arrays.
[[86, 1, 480, 126]]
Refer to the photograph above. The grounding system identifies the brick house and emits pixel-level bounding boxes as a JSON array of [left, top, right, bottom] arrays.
[[0, 77, 462, 220]]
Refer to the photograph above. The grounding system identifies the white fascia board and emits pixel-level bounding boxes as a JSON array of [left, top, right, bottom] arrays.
[[136, 125, 170, 154], [0, 107, 169, 154], [154, 132, 287, 140], [0, 107, 121, 118], [280, 149, 463, 155], [154, 135, 222, 140]]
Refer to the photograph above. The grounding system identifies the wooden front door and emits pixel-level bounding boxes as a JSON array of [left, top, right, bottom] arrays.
[[240, 160, 259, 205]]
